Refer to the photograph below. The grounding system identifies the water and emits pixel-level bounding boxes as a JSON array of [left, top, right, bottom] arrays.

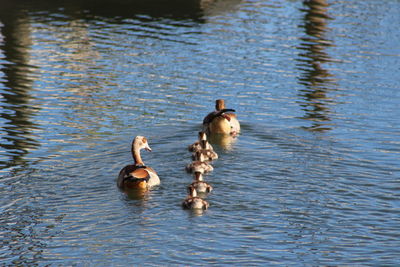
[[1, 0, 399, 265]]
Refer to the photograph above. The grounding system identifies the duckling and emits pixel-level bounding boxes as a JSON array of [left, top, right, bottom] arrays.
[[185, 151, 214, 173], [187, 171, 213, 194], [182, 187, 209, 210], [117, 136, 160, 190], [188, 131, 214, 152], [191, 140, 218, 161], [203, 99, 240, 136]]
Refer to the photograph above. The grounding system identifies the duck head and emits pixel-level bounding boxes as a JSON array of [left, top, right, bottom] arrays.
[[133, 136, 152, 152], [131, 136, 152, 165], [199, 131, 207, 141]]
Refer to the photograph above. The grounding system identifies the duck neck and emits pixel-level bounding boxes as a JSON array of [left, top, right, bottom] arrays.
[[194, 172, 203, 181], [215, 99, 225, 111], [131, 142, 144, 165], [191, 188, 198, 197], [199, 131, 207, 141], [200, 140, 208, 149], [197, 152, 205, 162]]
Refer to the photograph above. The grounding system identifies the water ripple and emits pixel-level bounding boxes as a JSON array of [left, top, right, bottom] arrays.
[[1, 0, 400, 265]]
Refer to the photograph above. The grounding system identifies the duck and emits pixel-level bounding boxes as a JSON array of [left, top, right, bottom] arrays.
[[185, 151, 214, 173], [187, 171, 213, 194], [117, 136, 160, 190], [202, 99, 240, 136], [188, 131, 214, 152], [182, 187, 209, 210], [191, 140, 218, 161]]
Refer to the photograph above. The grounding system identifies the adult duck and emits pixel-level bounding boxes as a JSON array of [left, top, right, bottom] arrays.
[[182, 187, 209, 210], [185, 151, 214, 173], [188, 131, 214, 152], [202, 99, 240, 136], [187, 171, 213, 194], [117, 136, 160, 190]]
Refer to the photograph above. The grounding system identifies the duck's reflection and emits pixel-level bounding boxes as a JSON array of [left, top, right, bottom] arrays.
[[187, 208, 207, 217], [297, 0, 337, 132], [121, 188, 151, 200], [208, 133, 237, 151]]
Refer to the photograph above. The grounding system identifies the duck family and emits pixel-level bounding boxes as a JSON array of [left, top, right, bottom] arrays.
[[117, 99, 240, 213]]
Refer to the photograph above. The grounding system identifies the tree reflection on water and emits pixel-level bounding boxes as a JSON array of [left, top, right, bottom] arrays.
[[296, 0, 338, 132]]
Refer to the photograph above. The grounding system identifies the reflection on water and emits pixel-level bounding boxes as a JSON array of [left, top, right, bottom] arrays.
[[121, 188, 151, 200], [297, 0, 336, 132], [0, 11, 39, 170], [0, 0, 244, 172], [200, 0, 242, 17], [208, 133, 237, 151], [2, 0, 208, 22]]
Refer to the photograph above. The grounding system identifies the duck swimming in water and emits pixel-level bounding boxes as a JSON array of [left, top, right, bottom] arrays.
[[191, 140, 218, 161], [182, 187, 209, 210], [187, 171, 213, 194], [203, 99, 240, 136], [188, 131, 214, 152], [186, 151, 214, 173], [117, 136, 160, 190]]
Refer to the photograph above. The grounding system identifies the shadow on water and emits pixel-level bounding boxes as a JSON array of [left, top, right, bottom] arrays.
[[296, 0, 337, 132]]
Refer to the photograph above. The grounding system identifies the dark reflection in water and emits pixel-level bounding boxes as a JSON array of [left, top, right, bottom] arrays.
[[2, 0, 208, 22], [0, 10, 39, 170], [296, 0, 336, 132]]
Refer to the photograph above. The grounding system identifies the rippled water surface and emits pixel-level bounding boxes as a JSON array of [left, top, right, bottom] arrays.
[[1, 0, 400, 265]]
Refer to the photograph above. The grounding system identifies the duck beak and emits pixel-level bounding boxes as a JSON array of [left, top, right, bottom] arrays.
[[144, 144, 152, 152]]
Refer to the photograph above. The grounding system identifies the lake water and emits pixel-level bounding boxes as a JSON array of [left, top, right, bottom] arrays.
[[1, 0, 399, 265]]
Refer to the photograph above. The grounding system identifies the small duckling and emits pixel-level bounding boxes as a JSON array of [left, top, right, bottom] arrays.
[[186, 151, 214, 173], [117, 136, 160, 190], [191, 140, 218, 161], [188, 131, 214, 152], [188, 171, 213, 194], [182, 187, 209, 210]]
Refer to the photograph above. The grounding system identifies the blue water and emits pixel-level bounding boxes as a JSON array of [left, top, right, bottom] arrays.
[[1, 0, 399, 265]]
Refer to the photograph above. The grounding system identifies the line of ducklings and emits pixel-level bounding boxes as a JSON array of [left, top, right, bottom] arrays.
[[182, 99, 241, 211], [182, 131, 216, 211]]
